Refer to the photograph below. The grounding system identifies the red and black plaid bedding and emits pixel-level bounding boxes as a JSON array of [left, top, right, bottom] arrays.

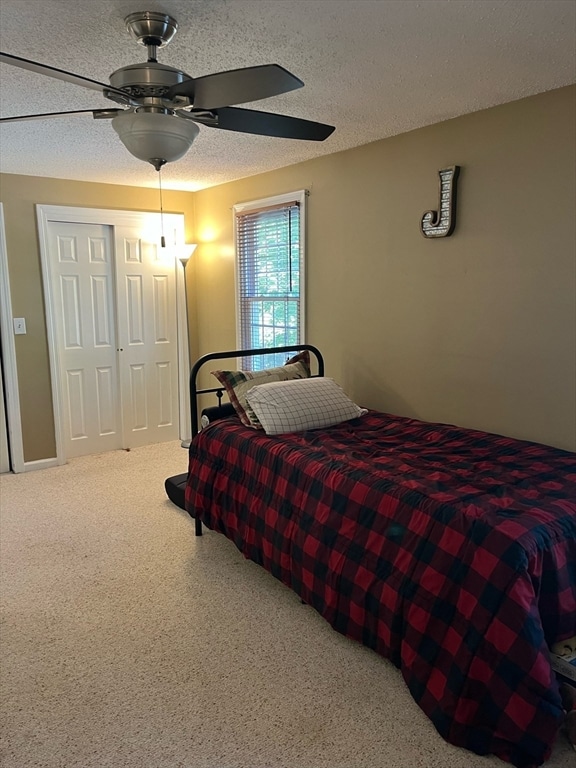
[[185, 410, 576, 767]]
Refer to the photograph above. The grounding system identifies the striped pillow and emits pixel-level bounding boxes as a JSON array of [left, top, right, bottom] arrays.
[[245, 377, 367, 435]]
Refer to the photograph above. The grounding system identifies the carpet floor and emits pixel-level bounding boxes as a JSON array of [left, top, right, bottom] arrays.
[[0, 441, 573, 768]]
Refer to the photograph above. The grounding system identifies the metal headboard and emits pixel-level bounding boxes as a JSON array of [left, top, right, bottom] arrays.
[[189, 343, 324, 439], [188, 344, 324, 537]]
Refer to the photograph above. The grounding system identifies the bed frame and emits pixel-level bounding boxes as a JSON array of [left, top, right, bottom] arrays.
[[185, 343, 576, 766], [188, 344, 324, 537]]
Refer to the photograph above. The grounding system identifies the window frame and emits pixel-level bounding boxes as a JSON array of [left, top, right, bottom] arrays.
[[233, 189, 306, 369]]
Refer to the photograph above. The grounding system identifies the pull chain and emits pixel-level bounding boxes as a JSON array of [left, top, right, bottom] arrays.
[[158, 166, 166, 248]]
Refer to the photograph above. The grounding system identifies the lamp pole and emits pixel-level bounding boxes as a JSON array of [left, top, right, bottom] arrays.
[[179, 245, 196, 449]]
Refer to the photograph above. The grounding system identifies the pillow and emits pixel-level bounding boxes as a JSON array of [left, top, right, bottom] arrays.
[[245, 377, 367, 435], [211, 350, 310, 428]]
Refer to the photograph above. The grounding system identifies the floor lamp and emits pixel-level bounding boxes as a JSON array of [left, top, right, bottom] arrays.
[[179, 244, 197, 449]]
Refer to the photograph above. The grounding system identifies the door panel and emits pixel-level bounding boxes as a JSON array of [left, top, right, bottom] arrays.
[[66, 369, 86, 439], [92, 275, 113, 345], [49, 222, 122, 458], [157, 362, 173, 426], [60, 275, 82, 347], [115, 228, 179, 448], [95, 366, 117, 435], [129, 364, 147, 431]]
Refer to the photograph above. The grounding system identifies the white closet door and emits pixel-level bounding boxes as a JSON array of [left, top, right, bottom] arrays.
[[48, 221, 122, 458], [47, 219, 180, 458], [114, 226, 179, 449]]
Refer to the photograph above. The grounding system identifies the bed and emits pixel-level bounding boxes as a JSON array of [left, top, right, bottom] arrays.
[[184, 344, 576, 768]]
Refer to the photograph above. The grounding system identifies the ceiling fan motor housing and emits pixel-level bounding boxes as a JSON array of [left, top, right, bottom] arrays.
[[109, 62, 191, 101]]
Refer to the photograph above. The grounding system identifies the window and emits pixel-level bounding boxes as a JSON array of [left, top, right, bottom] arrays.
[[233, 190, 306, 370]]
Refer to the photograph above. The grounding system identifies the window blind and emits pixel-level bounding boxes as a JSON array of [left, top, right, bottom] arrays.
[[235, 199, 302, 370]]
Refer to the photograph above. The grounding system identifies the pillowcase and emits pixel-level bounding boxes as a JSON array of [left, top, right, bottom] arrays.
[[245, 377, 367, 435], [211, 350, 310, 428]]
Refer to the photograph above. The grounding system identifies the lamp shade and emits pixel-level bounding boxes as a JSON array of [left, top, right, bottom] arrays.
[[179, 243, 197, 265], [112, 110, 199, 167]]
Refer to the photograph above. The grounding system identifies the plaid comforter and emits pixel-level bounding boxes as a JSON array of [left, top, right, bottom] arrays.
[[185, 411, 576, 767]]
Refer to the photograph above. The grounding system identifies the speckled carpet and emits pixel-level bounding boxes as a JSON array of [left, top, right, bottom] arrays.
[[0, 442, 573, 768]]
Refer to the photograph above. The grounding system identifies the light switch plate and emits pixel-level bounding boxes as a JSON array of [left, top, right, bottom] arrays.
[[13, 317, 26, 335]]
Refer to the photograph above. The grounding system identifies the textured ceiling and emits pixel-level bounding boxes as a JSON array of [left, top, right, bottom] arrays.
[[0, 0, 575, 191]]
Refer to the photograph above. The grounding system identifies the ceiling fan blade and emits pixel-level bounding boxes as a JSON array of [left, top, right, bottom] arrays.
[[168, 64, 303, 109], [0, 109, 123, 124], [209, 107, 335, 141], [0, 52, 134, 104]]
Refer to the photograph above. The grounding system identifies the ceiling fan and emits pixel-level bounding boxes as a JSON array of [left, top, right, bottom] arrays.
[[0, 10, 335, 170]]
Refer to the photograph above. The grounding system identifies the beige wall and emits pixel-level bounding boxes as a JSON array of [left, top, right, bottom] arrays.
[[2, 85, 574, 461], [0, 175, 196, 461], [192, 85, 576, 451]]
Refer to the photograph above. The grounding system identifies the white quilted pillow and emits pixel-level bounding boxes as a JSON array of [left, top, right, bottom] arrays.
[[245, 377, 367, 435]]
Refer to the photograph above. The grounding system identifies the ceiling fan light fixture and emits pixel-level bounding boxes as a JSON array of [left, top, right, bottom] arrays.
[[1, 10, 334, 168], [111, 110, 199, 168]]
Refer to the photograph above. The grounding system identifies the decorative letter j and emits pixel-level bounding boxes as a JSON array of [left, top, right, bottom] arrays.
[[420, 166, 460, 238]]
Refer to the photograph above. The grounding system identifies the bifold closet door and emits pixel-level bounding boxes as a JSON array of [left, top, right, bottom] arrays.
[[114, 226, 179, 450], [49, 221, 122, 458], [47, 219, 179, 458]]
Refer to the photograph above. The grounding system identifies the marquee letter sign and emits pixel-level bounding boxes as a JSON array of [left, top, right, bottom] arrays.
[[420, 165, 460, 238]]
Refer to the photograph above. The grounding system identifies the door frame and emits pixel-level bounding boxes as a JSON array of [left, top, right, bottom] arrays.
[[37, 205, 189, 465], [0, 203, 25, 473]]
